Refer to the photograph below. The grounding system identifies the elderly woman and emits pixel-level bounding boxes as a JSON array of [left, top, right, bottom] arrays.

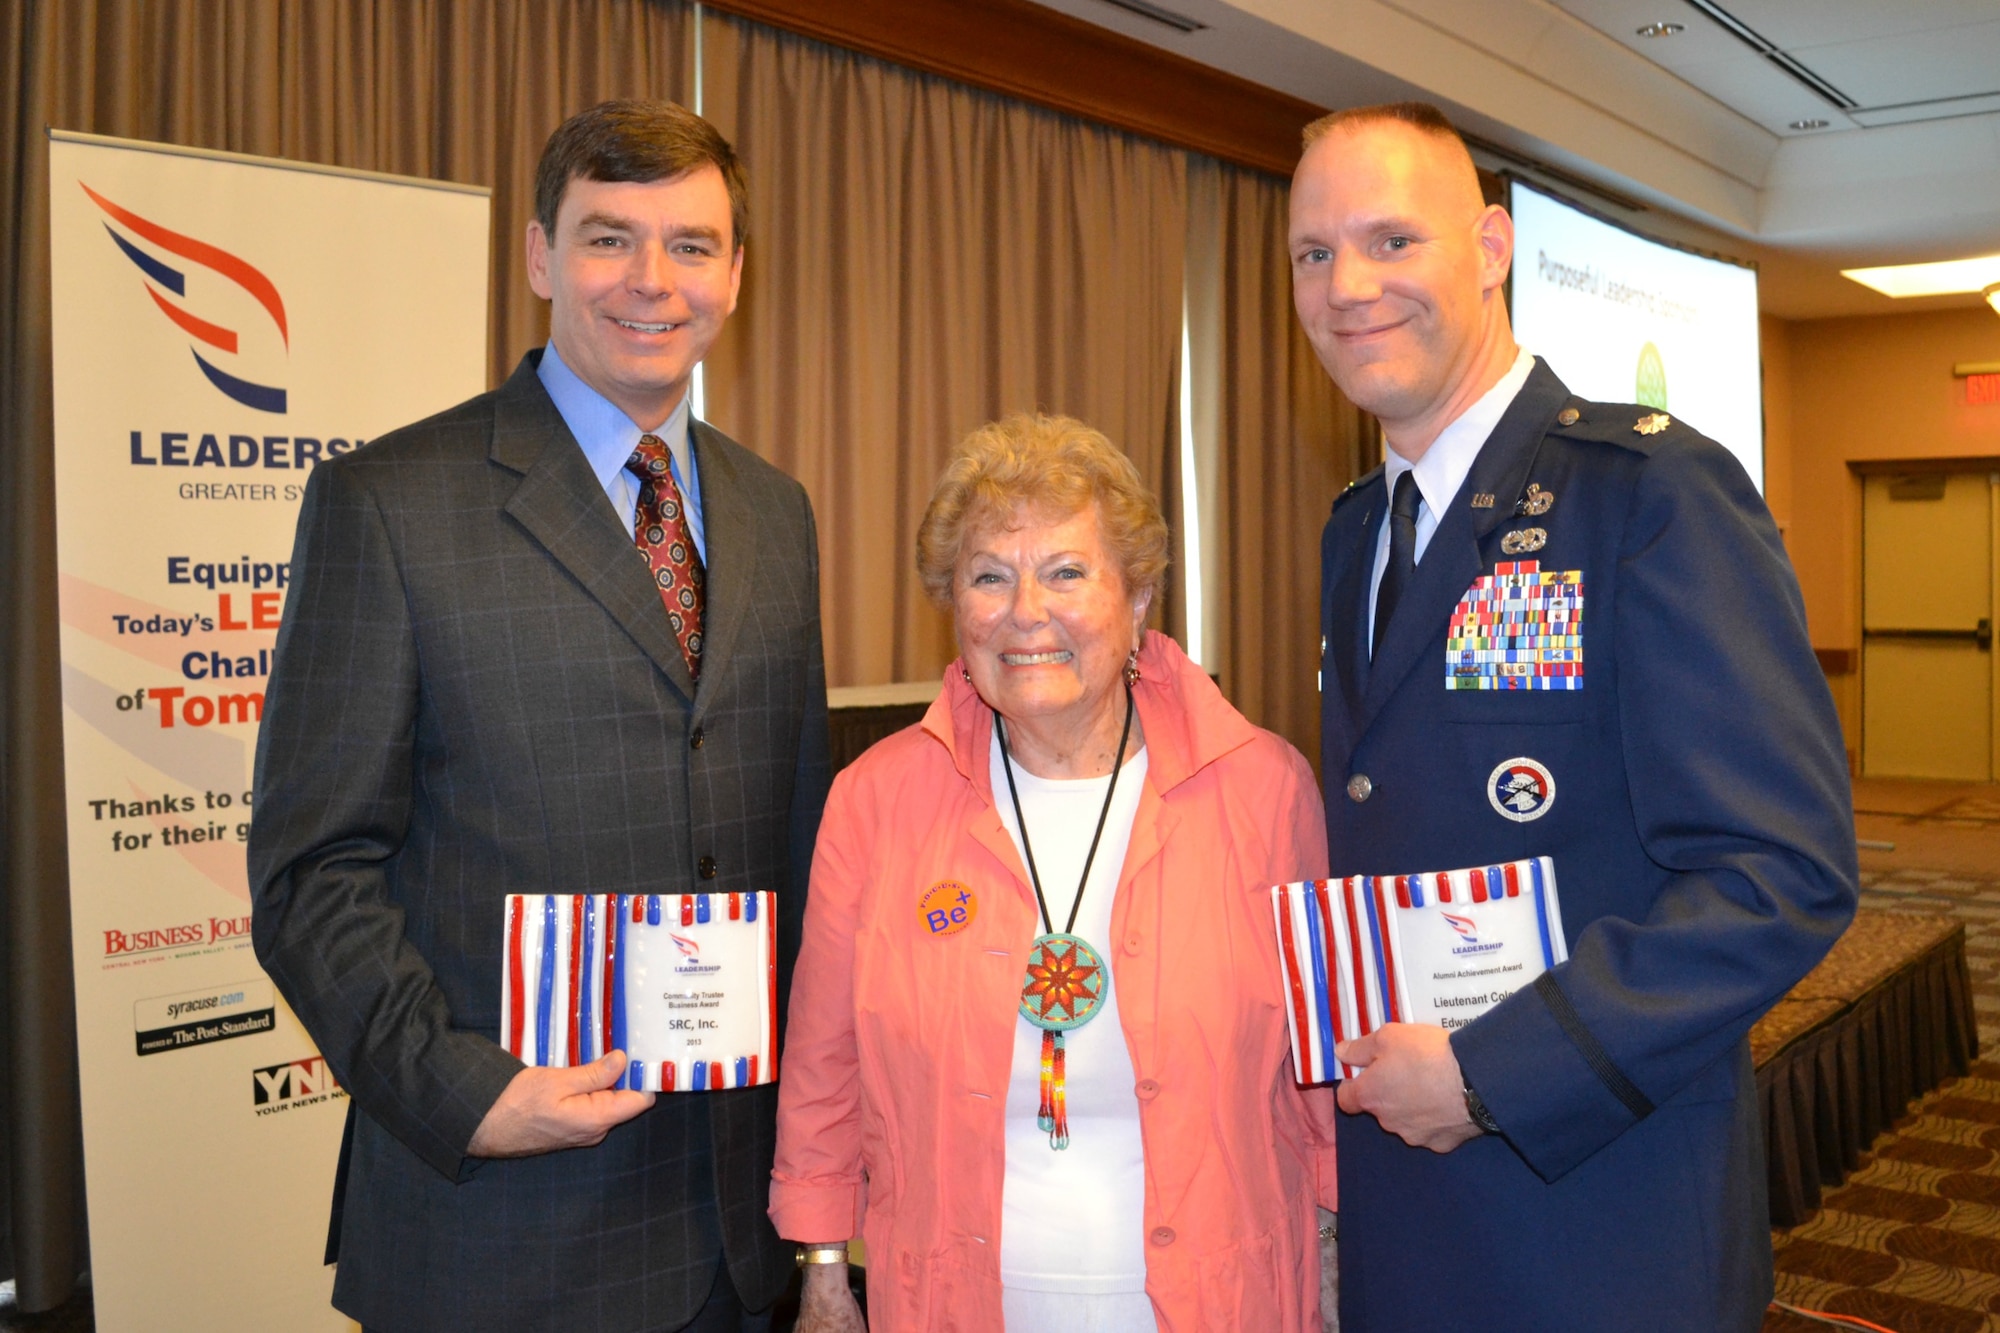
[[773, 415, 1335, 1332]]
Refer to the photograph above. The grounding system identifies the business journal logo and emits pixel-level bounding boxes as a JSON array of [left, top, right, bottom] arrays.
[[81, 182, 290, 414]]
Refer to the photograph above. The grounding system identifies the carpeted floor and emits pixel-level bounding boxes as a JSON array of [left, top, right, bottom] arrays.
[[8, 781, 1995, 1333], [1766, 781, 2000, 1333]]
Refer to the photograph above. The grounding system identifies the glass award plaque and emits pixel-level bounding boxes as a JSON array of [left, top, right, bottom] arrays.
[[1271, 858, 1567, 1082], [501, 892, 776, 1092]]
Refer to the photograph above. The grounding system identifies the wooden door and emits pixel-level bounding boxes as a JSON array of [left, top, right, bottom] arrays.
[[1861, 471, 1996, 780]]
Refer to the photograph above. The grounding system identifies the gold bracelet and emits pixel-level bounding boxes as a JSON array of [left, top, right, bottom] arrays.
[[796, 1243, 848, 1268]]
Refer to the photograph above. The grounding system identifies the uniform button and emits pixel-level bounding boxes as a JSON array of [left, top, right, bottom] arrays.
[[1346, 774, 1373, 803], [1135, 1079, 1160, 1100], [690, 726, 704, 750], [1557, 407, 1580, 426], [1150, 1227, 1176, 1247], [1125, 935, 1142, 954], [698, 856, 718, 880]]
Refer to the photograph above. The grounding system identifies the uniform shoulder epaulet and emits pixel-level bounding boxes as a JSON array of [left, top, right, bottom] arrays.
[[1332, 464, 1385, 512], [1545, 398, 1702, 456]]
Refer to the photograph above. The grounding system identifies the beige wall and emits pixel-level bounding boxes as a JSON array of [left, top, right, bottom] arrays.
[[1762, 313, 1796, 536], [1764, 305, 2000, 751]]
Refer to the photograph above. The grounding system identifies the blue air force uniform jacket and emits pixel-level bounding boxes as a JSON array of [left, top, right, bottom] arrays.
[[1321, 360, 1857, 1332]]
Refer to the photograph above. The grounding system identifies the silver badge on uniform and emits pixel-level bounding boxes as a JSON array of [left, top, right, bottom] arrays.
[[1487, 758, 1555, 822]]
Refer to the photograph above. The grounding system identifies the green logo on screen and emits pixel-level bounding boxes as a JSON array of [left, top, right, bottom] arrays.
[[1635, 343, 1668, 410]]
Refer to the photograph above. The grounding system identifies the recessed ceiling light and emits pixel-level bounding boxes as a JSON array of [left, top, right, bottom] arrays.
[[1635, 22, 1684, 37], [1843, 254, 2000, 299], [1788, 118, 1830, 131]]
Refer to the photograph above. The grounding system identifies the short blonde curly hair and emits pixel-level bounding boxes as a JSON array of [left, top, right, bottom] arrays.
[[916, 414, 1170, 609]]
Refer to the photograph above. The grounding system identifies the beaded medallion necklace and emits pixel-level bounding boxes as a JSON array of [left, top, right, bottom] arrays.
[[995, 685, 1136, 1151]]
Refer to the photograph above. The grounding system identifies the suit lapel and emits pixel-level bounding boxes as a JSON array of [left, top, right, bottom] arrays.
[[492, 357, 697, 704], [1356, 362, 1571, 732], [1324, 473, 1383, 739], [688, 421, 760, 720]]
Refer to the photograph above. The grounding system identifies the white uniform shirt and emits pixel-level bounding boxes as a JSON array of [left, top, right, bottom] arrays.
[[1367, 347, 1536, 648]]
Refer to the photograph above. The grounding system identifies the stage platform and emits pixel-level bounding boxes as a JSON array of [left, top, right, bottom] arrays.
[[1754, 909, 1980, 1227]]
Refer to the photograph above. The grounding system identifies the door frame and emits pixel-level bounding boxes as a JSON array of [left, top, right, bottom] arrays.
[[1850, 456, 2000, 781]]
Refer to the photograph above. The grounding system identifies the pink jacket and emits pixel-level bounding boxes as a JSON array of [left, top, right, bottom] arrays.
[[771, 631, 1336, 1332]]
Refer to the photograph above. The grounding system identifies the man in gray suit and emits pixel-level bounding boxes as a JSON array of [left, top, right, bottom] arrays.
[[251, 100, 829, 1332]]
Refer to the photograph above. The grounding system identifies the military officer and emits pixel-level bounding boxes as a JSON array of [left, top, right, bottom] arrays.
[[1290, 102, 1857, 1331]]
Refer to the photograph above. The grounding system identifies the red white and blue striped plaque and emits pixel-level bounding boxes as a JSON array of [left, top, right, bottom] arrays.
[[1271, 858, 1566, 1083], [501, 893, 777, 1092]]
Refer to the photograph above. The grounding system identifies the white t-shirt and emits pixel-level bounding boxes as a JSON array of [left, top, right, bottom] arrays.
[[990, 731, 1156, 1333]]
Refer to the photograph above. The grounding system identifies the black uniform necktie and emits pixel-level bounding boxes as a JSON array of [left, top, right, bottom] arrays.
[[1373, 469, 1421, 660]]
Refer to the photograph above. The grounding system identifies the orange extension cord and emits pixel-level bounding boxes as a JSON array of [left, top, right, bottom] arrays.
[[1769, 1299, 1902, 1332]]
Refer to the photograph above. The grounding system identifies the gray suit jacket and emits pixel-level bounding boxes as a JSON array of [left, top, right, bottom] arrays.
[[250, 353, 829, 1332]]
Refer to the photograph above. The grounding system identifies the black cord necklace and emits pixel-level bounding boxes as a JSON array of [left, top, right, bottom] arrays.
[[994, 684, 1136, 1150]]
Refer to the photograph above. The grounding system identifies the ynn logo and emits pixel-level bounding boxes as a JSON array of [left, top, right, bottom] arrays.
[[252, 1054, 339, 1107], [81, 182, 290, 414], [1441, 911, 1480, 945]]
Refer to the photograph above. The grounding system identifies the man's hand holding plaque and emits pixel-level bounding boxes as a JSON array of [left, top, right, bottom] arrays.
[[468, 1051, 657, 1158], [1333, 1024, 1485, 1153]]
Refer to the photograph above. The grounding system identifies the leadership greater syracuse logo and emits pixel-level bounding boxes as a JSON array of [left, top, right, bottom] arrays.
[[1441, 911, 1480, 945], [82, 182, 290, 414]]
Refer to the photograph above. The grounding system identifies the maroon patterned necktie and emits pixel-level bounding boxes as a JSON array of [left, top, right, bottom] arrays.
[[626, 433, 705, 678]]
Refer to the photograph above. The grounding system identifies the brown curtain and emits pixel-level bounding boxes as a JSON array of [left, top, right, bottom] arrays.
[[0, 0, 694, 1309], [3, 3, 1313, 1311], [697, 11, 1188, 688], [1186, 155, 1369, 772]]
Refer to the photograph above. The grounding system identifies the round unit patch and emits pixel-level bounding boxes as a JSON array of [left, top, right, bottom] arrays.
[[1486, 757, 1556, 822], [918, 880, 978, 937]]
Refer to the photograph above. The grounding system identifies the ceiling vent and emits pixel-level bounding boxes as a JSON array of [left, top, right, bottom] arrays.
[[1091, 0, 1208, 34], [1681, 0, 1858, 110]]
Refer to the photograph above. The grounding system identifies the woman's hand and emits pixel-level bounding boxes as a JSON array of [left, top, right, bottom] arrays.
[[796, 1259, 867, 1333]]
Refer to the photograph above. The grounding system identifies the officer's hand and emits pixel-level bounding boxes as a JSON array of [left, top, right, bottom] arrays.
[[467, 1050, 656, 1158], [796, 1259, 867, 1333], [1335, 1024, 1484, 1153]]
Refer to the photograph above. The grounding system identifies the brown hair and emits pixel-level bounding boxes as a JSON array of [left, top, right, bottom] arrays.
[[1302, 101, 1466, 151], [534, 100, 749, 249], [916, 414, 1169, 609]]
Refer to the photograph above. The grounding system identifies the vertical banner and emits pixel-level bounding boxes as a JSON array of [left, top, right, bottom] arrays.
[[47, 131, 490, 1331]]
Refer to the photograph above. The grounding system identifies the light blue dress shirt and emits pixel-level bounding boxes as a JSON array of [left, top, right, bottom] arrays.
[[536, 341, 706, 562], [1366, 347, 1535, 649]]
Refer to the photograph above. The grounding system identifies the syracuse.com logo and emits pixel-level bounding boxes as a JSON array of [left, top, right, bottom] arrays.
[[82, 182, 290, 414]]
